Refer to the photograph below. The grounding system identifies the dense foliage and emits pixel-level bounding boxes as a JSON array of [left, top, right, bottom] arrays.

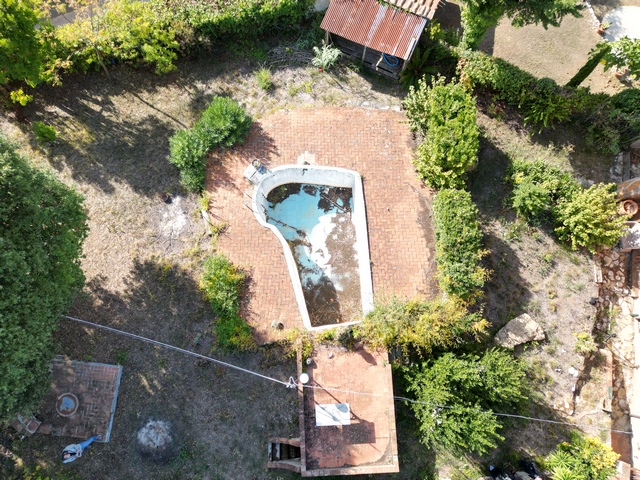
[[433, 189, 489, 299], [157, 0, 313, 42], [0, 135, 88, 420], [545, 432, 619, 480], [169, 96, 251, 192], [354, 296, 488, 356], [404, 78, 479, 189], [31, 0, 313, 81], [458, 0, 582, 49], [0, 0, 57, 103], [53, 0, 179, 75], [508, 159, 579, 222], [459, 50, 640, 153], [459, 50, 572, 129], [507, 160, 626, 252], [554, 183, 628, 253], [200, 254, 254, 351], [404, 349, 528, 454]]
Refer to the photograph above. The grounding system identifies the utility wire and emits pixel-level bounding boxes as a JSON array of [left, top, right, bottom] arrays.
[[62, 315, 634, 435], [61, 315, 292, 387]]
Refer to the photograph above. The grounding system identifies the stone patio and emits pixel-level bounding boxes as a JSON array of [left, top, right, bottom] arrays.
[[35, 356, 122, 442], [206, 107, 437, 343]]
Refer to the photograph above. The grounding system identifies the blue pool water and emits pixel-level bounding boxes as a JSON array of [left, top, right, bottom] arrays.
[[266, 184, 361, 326]]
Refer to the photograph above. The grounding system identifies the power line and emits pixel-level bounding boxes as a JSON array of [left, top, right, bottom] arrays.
[[61, 315, 294, 387], [62, 315, 633, 435]]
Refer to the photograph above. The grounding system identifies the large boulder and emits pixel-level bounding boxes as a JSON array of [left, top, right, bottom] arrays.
[[495, 313, 545, 348]]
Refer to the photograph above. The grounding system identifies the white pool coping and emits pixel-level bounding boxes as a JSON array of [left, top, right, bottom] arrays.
[[250, 165, 374, 331]]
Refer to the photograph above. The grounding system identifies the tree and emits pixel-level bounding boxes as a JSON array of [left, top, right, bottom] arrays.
[[554, 183, 628, 253], [404, 349, 528, 455], [545, 431, 618, 480], [0, 135, 88, 420], [459, 0, 583, 50], [567, 37, 640, 88], [0, 0, 50, 103], [52, 0, 179, 76]]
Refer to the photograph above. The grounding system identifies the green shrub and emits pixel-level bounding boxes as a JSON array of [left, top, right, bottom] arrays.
[[404, 77, 479, 189], [168, 129, 209, 192], [311, 44, 341, 70], [169, 96, 251, 192], [53, 0, 179, 75], [459, 50, 572, 130], [554, 183, 628, 253], [545, 431, 618, 480], [583, 88, 640, 155], [433, 189, 489, 299], [404, 349, 528, 455], [355, 296, 488, 356], [507, 159, 579, 222], [255, 66, 273, 90], [0, 135, 88, 419], [200, 254, 255, 351], [511, 179, 551, 221], [32, 121, 57, 143]]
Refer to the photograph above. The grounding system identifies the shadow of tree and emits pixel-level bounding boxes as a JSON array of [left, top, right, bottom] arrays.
[[53, 256, 299, 479], [469, 135, 532, 329]]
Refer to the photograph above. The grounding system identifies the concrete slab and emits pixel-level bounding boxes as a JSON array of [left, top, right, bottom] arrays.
[[603, 6, 640, 41]]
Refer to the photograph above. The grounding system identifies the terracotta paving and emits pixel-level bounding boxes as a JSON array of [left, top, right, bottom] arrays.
[[206, 107, 437, 344], [35, 356, 122, 442], [299, 344, 398, 476]]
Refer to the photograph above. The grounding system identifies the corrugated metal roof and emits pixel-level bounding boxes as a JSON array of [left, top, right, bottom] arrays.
[[383, 0, 440, 19], [320, 0, 427, 60]]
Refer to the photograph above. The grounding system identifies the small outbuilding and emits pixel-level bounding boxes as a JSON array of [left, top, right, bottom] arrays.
[[320, 0, 441, 77]]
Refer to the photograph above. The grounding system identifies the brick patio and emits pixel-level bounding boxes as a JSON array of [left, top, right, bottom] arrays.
[[299, 344, 398, 476], [206, 108, 437, 344], [35, 357, 122, 442]]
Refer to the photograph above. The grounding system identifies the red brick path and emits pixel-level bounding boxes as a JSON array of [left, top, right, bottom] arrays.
[[206, 108, 437, 344]]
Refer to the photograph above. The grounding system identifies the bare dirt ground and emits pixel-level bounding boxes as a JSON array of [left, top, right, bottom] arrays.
[[0, 2, 636, 477], [476, 0, 640, 94], [0, 47, 431, 480]]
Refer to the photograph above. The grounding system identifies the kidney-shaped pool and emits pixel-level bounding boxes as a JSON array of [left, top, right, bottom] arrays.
[[248, 165, 373, 330]]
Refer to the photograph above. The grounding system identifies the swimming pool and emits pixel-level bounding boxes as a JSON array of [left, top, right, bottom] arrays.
[[248, 165, 373, 331]]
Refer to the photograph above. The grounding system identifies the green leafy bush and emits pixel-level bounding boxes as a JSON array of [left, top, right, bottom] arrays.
[[433, 189, 489, 299], [459, 50, 572, 130], [511, 179, 551, 220], [507, 159, 579, 222], [0, 135, 88, 419], [404, 349, 528, 455], [200, 254, 254, 351], [355, 296, 488, 356], [507, 160, 626, 252], [460, 50, 639, 152], [53, 0, 179, 75], [311, 44, 341, 70], [581, 88, 640, 155], [169, 96, 251, 192], [32, 121, 57, 143], [545, 431, 618, 480], [554, 183, 628, 253], [160, 0, 313, 43], [404, 78, 479, 189]]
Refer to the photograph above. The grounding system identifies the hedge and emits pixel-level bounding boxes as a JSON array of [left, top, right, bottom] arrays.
[[432, 188, 489, 300]]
